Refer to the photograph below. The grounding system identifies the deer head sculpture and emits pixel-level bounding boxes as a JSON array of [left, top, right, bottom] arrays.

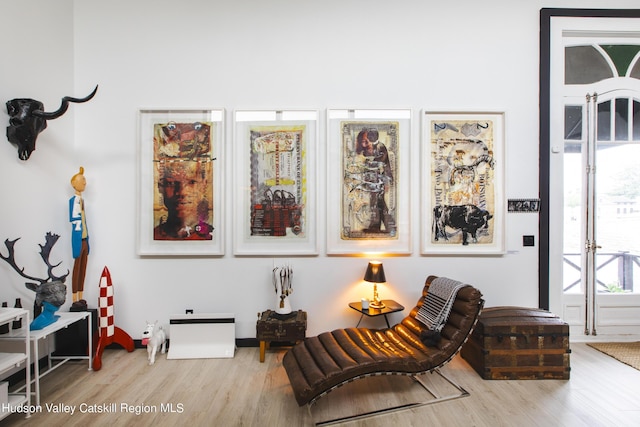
[[0, 232, 69, 328]]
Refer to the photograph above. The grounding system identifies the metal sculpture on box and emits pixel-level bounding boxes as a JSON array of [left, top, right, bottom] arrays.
[[272, 264, 293, 315], [0, 232, 68, 330], [5, 85, 98, 160]]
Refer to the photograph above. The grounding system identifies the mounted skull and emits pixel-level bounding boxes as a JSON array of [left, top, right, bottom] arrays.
[[6, 85, 98, 160]]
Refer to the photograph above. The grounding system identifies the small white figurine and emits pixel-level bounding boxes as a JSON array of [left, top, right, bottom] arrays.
[[141, 321, 167, 365]]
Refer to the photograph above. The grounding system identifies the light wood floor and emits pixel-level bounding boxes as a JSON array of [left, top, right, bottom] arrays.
[[3, 342, 640, 426]]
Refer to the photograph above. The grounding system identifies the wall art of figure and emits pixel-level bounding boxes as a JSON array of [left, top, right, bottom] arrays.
[[341, 122, 399, 240], [152, 121, 215, 241]]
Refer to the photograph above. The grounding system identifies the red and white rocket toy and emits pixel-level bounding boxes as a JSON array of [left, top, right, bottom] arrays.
[[92, 266, 134, 370]]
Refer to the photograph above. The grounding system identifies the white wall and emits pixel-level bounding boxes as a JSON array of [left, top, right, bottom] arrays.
[[0, 0, 637, 340], [0, 0, 75, 318]]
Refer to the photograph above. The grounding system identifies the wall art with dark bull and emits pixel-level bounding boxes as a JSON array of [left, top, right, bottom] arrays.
[[423, 112, 505, 254], [5, 86, 98, 160]]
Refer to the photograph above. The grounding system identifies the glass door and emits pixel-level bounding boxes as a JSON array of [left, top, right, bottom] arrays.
[[562, 91, 640, 335], [590, 92, 640, 334], [565, 90, 640, 334], [550, 16, 640, 336]]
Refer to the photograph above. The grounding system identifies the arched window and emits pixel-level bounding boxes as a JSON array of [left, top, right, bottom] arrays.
[[564, 44, 640, 142]]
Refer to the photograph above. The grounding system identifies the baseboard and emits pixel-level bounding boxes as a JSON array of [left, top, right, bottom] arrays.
[[125, 338, 262, 349]]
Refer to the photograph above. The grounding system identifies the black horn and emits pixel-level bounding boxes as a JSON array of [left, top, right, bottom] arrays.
[[6, 84, 99, 160], [33, 85, 98, 120]]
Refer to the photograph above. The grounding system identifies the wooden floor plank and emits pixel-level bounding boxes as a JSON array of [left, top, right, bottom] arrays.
[[3, 343, 640, 426]]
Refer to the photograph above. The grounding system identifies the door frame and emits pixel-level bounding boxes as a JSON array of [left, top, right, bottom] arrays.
[[539, 8, 640, 313]]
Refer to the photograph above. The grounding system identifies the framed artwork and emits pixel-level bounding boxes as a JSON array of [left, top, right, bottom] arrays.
[[327, 109, 411, 255], [233, 110, 318, 255], [138, 109, 225, 256], [421, 111, 505, 255]]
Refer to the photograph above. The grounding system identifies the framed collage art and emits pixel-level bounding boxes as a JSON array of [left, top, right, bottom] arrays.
[[138, 109, 225, 256], [233, 110, 318, 255], [421, 111, 505, 255], [326, 109, 412, 255], [135, 108, 506, 258]]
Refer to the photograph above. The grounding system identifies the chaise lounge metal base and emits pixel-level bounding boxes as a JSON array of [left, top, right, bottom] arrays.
[[283, 275, 484, 425], [309, 367, 470, 426]]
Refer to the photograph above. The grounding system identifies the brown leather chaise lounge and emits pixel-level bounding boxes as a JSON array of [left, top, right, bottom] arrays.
[[283, 275, 484, 425]]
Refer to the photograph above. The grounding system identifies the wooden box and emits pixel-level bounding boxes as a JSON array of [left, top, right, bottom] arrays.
[[257, 310, 306, 342], [461, 306, 570, 380], [256, 310, 306, 362]]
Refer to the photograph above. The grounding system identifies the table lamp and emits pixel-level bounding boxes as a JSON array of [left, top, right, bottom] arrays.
[[363, 261, 386, 309]]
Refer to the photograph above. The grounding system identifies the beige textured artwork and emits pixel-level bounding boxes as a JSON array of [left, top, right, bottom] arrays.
[[341, 121, 399, 240], [248, 125, 306, 238], [430, 119, 496, 246]]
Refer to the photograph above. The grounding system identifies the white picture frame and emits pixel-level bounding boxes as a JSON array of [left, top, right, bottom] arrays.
[[326, 109, 412, 255], [137, 109, 225, 256], [421, 111, 505, 255], [233, 110, 318, 256]]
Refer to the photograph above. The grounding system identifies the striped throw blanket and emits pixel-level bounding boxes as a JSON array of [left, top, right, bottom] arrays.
[[416, 277, 467, 332]]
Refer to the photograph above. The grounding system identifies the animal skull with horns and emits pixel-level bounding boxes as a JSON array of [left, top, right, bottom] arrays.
[[5, 85, 98, 160]]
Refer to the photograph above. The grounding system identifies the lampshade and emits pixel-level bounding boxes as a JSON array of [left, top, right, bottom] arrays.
[[364, 261, 386, 284]]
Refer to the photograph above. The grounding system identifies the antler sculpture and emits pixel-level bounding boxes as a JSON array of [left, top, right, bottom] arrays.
[[1, 232, 69, 284], [0, 232, 69, 329]]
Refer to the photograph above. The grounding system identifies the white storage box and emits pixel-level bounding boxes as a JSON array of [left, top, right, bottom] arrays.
[[167, 313, 235, 359]]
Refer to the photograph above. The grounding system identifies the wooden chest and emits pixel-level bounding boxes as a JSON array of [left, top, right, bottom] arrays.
[[256, 310, 307, 362], [461, 306, 570, 380]]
